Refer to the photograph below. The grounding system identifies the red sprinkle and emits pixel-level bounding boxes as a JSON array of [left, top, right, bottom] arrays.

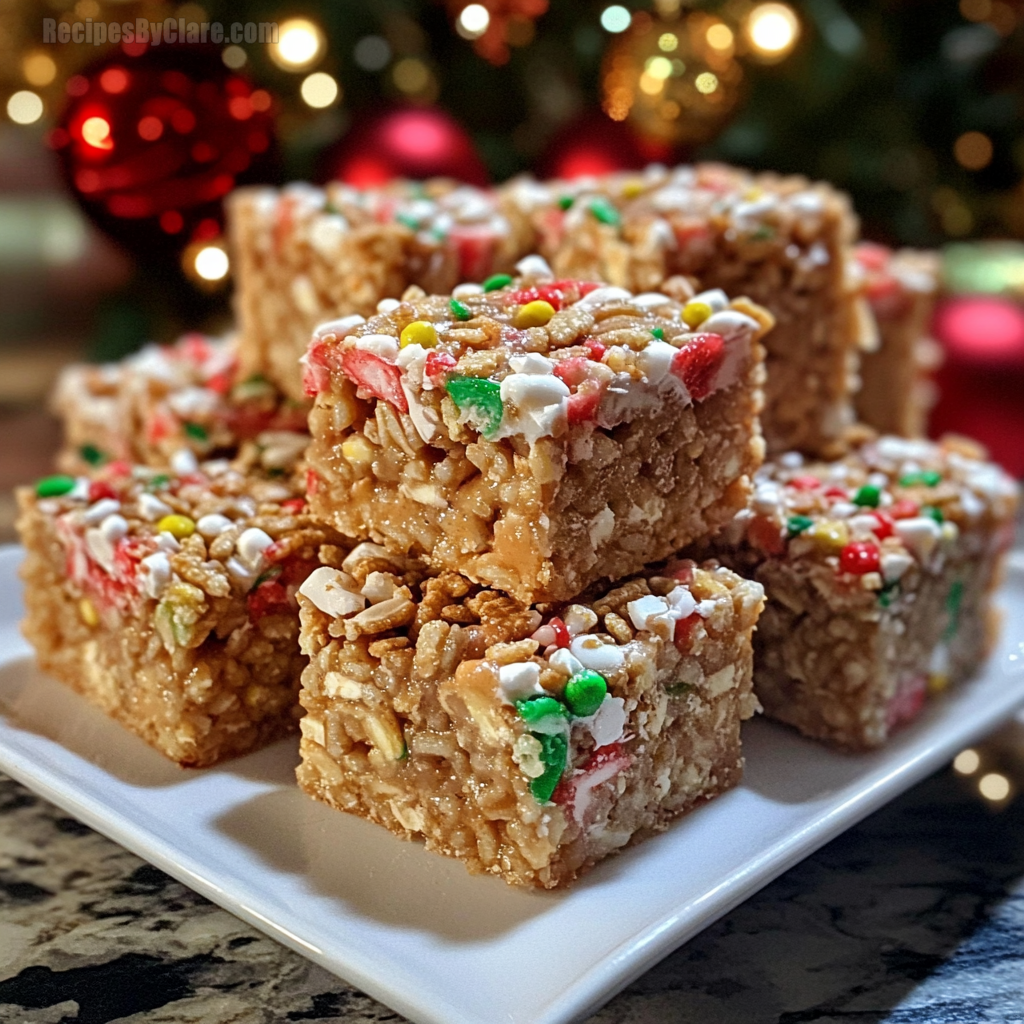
[[788, 475, 822, 491], [339, 349, 408, 413], [670, 332, 725, 401], [280, 498, 306, 515], [553, 356, 590, 388], [890, 498, 920, 520], [88, 480, 118, 503], [748, 514, 786, 555], [823, 486, 849, 499], [449, 224, 497, 283], [673, 612, 700, 652], [670, 560, 695, 585], [567, 387, 602, 425], [582, 337, 607, 361], [839, 541, 881, 575], [247, 579, 291, 620], [424, 349, 457, 383], [303, 338, 335, 397], [868, 510, 894, 539], [549, 616, 570, 648]]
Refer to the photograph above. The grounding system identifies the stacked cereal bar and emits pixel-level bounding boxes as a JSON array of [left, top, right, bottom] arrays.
[[503, 164, 866, 454], [295, 543, 764, 888], [17, 460, 341, 767], [852, 244, 941, 437], [703, 435, 1018, 749], [303, 265, 771, 604], [52, 332, 309, 476], [229, 181, 528, 402]]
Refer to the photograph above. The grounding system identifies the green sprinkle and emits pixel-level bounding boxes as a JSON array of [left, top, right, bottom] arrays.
[[445, 375, 504, 438], [517, 696, 569, 725], [183, 421, 208, 442], [449, 297, 472, 321], [79, 444, 106, 467], [564, 670, 607, 718], [396, 212, 420, 231], [879, 581, 900, 608], [557, 196, 574, 210], [923, 506, 944, 524], [853, 485, 881, 508], [751, 224, 776, 241], [431, 226, 448, 242], [900, 470, 942, 487], [787, 514, 814, 537], [530, 732, 568, 803], [147, 474, 171, 491], [483, 273, 513, 292], [588, 198, 621, 227], [943, 580, 964, 641], [651, 326, 665, 340], [35, 474, 76, 498]]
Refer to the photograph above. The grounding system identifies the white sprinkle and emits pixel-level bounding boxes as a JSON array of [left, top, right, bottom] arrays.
[[298, 566, 366, 618], [563, 605, 598, 636], [894, 517, 942, 561], [509, 352, 555, 375], [170, 449, 198, 476], [830, 501, 858, 519], [497, 661, 544, 704], [69, 478, 91, 502], [313, 314, 365, 340], [532, 624, 557, 647], [586, 696, 626, 748], [354, 334, 400, 360], [627, 593, 672, 633], [341, 542, 391, 573], [99, 513, 128, 543], [140, 551, 171, 599], [81, 498, 120, 525], [515, 254, 553, 278], [570, 635, 625, 675], [196, 513, 233, 538], [452, 282, 484, 298], [637, 340, 678, 385], [376, 298, 401, 315], [226, 556, 258, 586], [779, 452, 804, 468], [752, 481, 783, 514], [137, 493, 172, 521], [548, 647, 584, 677], [880, 551, 913, 583], [155, 531, 180, 553], [236, 527, 274, 570], [699, 310, 759, 342], [576, 286, 632, 307], [690, 288, 729, 313], [631, 292, 674, 308]]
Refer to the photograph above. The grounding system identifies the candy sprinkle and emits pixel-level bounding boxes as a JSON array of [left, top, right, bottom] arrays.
[[449, 297, 472, 321], [79, 597, 99, 627], [557, 196, 574, 210], [517, 695, 569, 725], [530, 732, 568, 803], [183, 421, 208, 442], [445, 375, 504, 438], [36, 474, 76, 498], [787, 514, 814, 537], [157, 513, 196, 539], [588, 198, 621, 227], [400, 320, 438, 349], [514, 299, 556, 329], [923, 506, 945, 524], [651, 326, 665, 340], [79, 444, 106, 467], [900, 470, 942, 487], [853, 485, 881, 508], [682, 300, 712, 329], [483, 273, 513, 292], [565, 670, 607, 718]]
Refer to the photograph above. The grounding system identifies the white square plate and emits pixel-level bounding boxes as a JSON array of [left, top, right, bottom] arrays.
[[1, 544, 1023, 1024]]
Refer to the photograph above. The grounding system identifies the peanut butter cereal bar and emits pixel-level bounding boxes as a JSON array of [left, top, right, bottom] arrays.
[[295, 543, 764, 888], [502, 164, 866, 455], [304, 265, 771, 605], [229, 181, 528, 401], [17, 460, 342, 767], [52, 332, 310, 476], [702, 435, 1018, 749], [852, 244, 941, 437]]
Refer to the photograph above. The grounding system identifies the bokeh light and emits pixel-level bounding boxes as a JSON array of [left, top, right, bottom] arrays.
[[953, 748, 981, 774], [954, 131, 994, 170], [354, 35, 391, 71], [659, 33, 678, 52], [270, 19, 324, 71], [7, 91, 43, 125], [301, 72, 340, 108], [23, 52, 57, 88], [457, 4, 491, 40], [746, 3, 800, 59], [601, 6, 632, 33], [194, 245, 229, 281], [393, 58, 432, 95], [979, 772, 1011, 801], [695, 72, 719, 94], [707, 23, 735, 51], [222, 46, 247, 69], [81, 115, 113, 149]]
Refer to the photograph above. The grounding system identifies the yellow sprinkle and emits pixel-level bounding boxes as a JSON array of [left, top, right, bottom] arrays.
[[157, 514, 195, 539], [682, 300, 713, 329], [79, 597, 98, 627], [400, 320, 437, 349], [928, 672, 950, 695], [621, 180, 645, 198], [514, 299, 556, 329], [808, 520, 849, 552], [341, 435, 375, 465], [744, 186, 764, 201]]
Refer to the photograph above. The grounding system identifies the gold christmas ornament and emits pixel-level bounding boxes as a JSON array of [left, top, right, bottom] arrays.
[[601, 9, 744, 146]]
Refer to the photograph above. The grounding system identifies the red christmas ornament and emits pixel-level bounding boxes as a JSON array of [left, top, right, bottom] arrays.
[[330, 107, 488, 187], [537, 112, 672, 181], [51, 45, 279, 261]]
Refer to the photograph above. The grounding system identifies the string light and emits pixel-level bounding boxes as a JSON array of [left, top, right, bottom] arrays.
[[301, 72, 340, 108], [695, 72, 719, 94], [81, 115, 113, 150], [953, 748, 981, 774], [706, 23, 735, 51], [601, 6, 632, 33], [194, 245, 229, 281], [745, 3, 800, 60], [659, 33, 678, 52], [23, 52, 57, 87], [954, 131, 994, 170], [270, 19, 324, 71], [978, 772, 1011, 801], [457, 4, 491, 39], [7, 91, 43, 125]]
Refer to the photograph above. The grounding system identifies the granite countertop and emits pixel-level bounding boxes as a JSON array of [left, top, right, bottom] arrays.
[[1, 720, 1024, 1024]]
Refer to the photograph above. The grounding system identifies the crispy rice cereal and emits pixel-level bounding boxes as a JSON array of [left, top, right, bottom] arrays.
[[52, 332, 310, 475], [17, 460, 343, 767], [303, 264, 771, 605], [296, 543, 764, 888], [852, 244, 941, 437], [701, 435, 1018, 749]]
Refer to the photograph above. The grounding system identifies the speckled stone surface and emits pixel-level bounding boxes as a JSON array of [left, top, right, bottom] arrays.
[[2, 725, 1024, 1024]]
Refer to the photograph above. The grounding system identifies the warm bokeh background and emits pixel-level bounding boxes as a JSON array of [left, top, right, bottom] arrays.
[[1, 0, 1023, 537]]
